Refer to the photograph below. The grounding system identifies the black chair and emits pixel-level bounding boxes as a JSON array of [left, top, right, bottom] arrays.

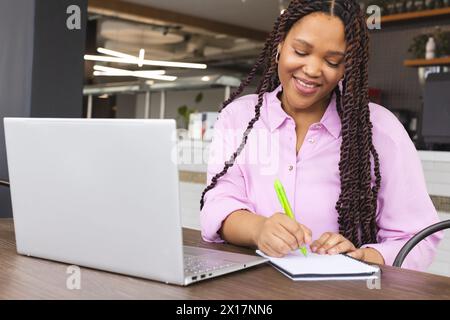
[[393, 220, 450, 267], [0, 179, 9, 188]]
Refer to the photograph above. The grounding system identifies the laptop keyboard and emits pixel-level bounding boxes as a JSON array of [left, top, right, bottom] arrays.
[[184, 254, 236, 275]]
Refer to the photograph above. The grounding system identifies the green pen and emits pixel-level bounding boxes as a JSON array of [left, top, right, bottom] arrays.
[[274, 179, 308, 257]]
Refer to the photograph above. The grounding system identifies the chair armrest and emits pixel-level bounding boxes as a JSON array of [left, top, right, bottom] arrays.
[[393, 220, 450, 268]]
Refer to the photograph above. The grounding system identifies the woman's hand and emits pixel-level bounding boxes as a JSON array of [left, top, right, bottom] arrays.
[[310, 232, 385, 265], [254, 213, 312, 258], [310, 232, 356, 255]]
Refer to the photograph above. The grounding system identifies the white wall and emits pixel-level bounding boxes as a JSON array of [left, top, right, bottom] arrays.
[[428, 211, 450, 277], [419, 151, 450, 197]]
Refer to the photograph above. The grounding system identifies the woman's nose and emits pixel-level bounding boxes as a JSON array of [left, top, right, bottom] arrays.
[[302, 59, 322, 78], [303, 65, 321, 78]]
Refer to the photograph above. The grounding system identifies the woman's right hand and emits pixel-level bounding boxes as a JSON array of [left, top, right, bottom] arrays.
[[253, 212, 312, 257]]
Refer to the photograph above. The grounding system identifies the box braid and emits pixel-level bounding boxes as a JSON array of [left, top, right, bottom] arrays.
[[200, 0, 382, 248]]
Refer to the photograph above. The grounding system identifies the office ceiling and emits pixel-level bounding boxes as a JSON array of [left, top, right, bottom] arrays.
[[124, 0, 281, 32], [90, 0, 287, 77]]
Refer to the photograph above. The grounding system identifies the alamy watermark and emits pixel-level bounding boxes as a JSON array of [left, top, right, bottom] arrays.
[[172, 128, 282, 176], [66, 265, 81, 290], [66, 5, 81, 30], [366, 5, 382, 30], [64, 4, 381, 32], [366, 270, 382, 290]]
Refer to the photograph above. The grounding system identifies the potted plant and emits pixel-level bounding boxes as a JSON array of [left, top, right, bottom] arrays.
[[408, 34, 429, 58], [176, 92, 203, 129], [408, 28, 450, 58]]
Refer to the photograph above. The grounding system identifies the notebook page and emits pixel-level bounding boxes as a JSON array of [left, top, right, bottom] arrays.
[[256, 250, 379, 276]]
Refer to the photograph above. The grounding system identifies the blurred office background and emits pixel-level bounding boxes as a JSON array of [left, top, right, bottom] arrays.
[[0, 0, 450, 275]]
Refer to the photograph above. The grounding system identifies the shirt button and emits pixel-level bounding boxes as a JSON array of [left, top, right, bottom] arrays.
[[307, 138, 315, 144], [288, 165, 294, 171]]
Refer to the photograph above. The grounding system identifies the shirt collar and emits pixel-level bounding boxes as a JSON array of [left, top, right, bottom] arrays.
[[264, 84, 342, 139]]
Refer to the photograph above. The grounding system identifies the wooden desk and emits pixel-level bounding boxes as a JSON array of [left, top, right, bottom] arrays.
[[0, 219, 449, 299]]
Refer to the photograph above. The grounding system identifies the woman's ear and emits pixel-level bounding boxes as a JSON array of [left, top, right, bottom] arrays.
[[338, 77, 345, 93], [276, 43, 283, 63], [277, 43, 282, 54]]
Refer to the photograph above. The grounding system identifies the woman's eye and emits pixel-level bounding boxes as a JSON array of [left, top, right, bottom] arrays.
[[327, 61, 340, 68], [295, 50, 307, 56]]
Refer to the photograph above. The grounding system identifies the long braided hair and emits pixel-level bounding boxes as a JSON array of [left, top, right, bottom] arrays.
[[200, 0, 381, 247]]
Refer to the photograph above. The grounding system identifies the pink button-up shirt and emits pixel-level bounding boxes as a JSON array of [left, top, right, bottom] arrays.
[[200, 84, 442, 271]]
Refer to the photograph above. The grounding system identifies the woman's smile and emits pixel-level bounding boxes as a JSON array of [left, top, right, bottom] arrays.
[[292, 76, 321, 96]]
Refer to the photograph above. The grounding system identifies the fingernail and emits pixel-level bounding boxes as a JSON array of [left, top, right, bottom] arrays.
[[329, 249, 336, 254], [311, 246, 316, 252], [319, 248, 325, 254]]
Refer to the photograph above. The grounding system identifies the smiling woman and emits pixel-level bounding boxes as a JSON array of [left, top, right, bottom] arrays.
[[276, 12, 346, 113], [275, 12, 346, 153], [199, 0, 443, 271]]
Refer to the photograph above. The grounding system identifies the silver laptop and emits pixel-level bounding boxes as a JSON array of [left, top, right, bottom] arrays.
[[3, 118, 267, 286]]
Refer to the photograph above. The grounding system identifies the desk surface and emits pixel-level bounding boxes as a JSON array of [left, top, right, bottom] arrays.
[[1, 219, 449, 299]]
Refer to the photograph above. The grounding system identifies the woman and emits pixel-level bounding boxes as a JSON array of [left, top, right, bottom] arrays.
[[199, 0, 442, 271]]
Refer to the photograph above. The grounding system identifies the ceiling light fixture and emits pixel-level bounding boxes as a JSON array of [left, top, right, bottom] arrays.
[[94, 65, 166, 75], [93, 65, 177, 81], [84, 47, 207, 70]]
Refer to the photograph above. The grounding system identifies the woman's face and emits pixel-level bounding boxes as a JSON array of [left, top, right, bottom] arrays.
[[277, 12, 346, 110]]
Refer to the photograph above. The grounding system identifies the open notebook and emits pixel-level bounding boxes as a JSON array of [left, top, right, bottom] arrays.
[[256, 250, 380, 281]]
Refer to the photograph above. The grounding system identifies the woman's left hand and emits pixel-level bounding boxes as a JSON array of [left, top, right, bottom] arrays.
[[310, 232, 384, 265], [310, 232, 357, 255]]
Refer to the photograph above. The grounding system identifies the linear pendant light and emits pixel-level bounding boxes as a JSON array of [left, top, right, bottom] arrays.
[[84, 47, 207, 69], [93, 65, 177, 81]]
